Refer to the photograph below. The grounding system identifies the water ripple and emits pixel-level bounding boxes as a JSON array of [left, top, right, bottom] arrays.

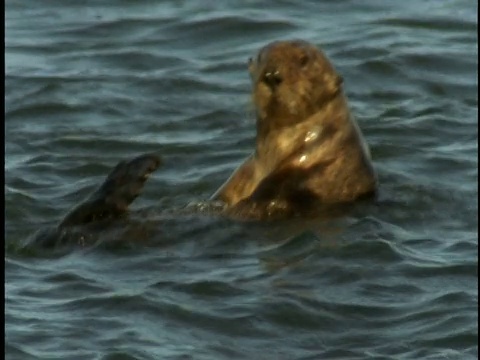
[[5, 1, 478, 359]]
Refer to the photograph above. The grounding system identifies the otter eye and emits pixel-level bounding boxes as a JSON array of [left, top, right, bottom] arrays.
[[299, 54, 309, 67]]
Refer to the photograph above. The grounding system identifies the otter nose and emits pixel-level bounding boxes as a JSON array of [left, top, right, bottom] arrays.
[[262, 69, 283, 88]]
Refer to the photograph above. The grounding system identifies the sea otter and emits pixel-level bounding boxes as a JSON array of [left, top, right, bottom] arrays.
[[32, 39, 377, 246], [212, 40, 377, 219]]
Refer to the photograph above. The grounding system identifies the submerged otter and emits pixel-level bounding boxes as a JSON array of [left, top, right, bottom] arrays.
[[34, 40, 377, 245]]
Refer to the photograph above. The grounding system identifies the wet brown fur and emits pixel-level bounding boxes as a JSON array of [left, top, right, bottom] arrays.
[[211, 40, 377, 219]]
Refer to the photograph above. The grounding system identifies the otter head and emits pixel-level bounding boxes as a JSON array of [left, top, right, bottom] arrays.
[[249, 40, 343, 133]]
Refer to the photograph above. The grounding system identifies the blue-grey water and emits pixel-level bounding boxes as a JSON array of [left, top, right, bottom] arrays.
[[5, 1, 478, 359]]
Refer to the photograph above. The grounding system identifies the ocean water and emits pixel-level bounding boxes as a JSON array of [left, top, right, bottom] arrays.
[[5, 1, 478, 359]]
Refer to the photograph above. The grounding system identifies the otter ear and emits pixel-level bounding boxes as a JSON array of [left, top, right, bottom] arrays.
[[324, 72, 343, 95], [331, 74, 343, 92], [336, 74, 344, 87]]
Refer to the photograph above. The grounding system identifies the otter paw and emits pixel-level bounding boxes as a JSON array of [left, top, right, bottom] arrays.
[[59, 153, 161, 227], [96, 153, 162, 207]]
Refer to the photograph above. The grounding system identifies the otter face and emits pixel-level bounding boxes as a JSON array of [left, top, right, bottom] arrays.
[[249, 40, 343, 128]]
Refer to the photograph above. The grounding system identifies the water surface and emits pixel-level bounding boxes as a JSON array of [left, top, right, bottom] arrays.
[[5, 1, 478, 359]]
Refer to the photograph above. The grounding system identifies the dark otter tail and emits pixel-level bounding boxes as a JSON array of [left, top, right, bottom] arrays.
[[59, 153, 161, 228]]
